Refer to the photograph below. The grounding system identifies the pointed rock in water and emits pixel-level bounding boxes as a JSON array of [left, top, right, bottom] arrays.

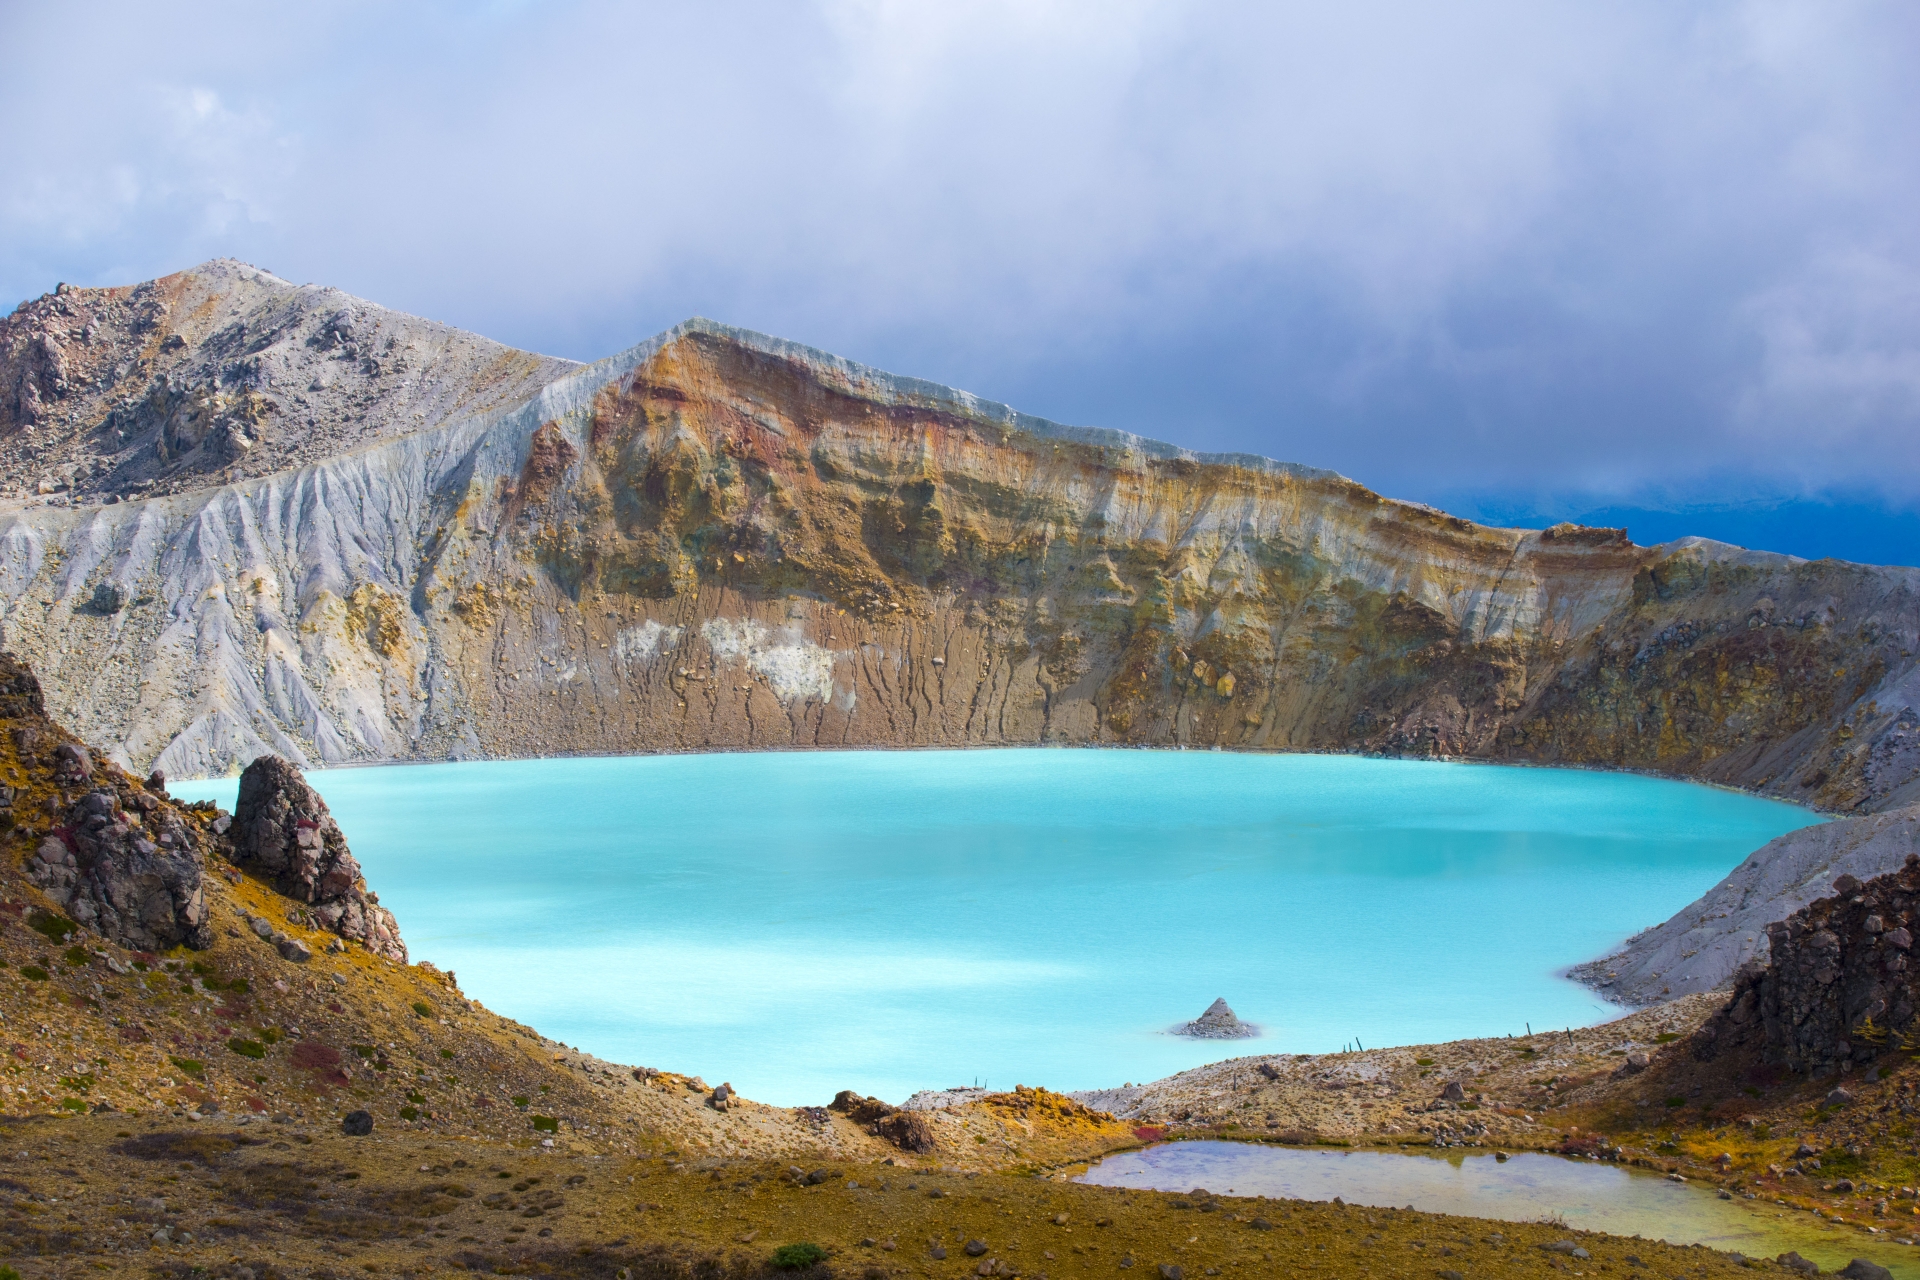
[[1177, 997, 1257, 1039]]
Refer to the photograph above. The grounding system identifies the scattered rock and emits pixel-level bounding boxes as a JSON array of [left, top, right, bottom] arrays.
[[1826, 1088, 1855, 1109], [1177, 997, 1257, 1040], [341, 1110, 373, 1136], [1840, 1260, 1893, 1280], [1779, 1252, 1820, 1274], [965, 1239, 989, 1256]]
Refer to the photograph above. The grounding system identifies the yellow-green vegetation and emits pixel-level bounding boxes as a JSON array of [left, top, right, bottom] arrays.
[[0, 1114, 1770, 1277]]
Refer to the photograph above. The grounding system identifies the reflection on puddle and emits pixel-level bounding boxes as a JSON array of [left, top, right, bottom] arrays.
[[1078, 1142, 1918, 1278]]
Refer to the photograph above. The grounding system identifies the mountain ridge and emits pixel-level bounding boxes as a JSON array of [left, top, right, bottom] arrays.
[[0, 265, 1912, 818]]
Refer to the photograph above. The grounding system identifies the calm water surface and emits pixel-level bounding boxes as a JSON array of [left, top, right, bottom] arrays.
[[1081, 1141, 1918, 1277], [173, 750, 1817, 1106]]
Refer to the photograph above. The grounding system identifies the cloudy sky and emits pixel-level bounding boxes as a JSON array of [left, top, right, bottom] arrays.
[[4, 1, 1917, 560]]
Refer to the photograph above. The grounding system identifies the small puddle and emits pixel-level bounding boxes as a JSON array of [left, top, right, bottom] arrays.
[[1078, 1142, 1919, 1277]]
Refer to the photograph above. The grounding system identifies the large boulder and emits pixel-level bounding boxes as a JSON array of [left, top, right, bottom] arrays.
[[29, 784, 210, 951], [0, 652, 211, 951], [232, 755, 406, 962]]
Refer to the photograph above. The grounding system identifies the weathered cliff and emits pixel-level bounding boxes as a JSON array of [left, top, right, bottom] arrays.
[[0, 276, 1916, 801]]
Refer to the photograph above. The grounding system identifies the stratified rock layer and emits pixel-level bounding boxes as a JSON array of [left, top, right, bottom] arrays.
[[1694, 861, 1920, 1074], [232, 754, 406, 962], [0, 275, 1917, 808]]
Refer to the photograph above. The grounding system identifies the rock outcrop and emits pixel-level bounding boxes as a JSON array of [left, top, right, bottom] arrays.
[[2, 265, 1919, 809], [1693, 859, 1920, 1074], [1572, 808, 1920, 1005], [0, 652, 212, 950], [1177, 997, 1257, 1039], [231, 754, 406, 962]]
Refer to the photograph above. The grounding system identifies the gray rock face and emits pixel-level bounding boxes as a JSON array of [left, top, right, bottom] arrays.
[[1177, 997, 1257, 1039], [28, 784, 210, 951], [1571, 807, 1920, 1005], [1694, 854, 1920, 1074], [232, 754, 405, 962]]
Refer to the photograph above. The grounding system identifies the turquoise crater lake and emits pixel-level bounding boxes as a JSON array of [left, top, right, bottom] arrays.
[[172, 750, 1819, 1107]]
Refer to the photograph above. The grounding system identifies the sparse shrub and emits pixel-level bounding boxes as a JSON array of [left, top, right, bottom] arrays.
[[168, 1056, 204, 1077], [62, 945, 89, 966], [773, 1242, 829, 1270], [440, 1048, 454, 1059], [399, 1106, 420, 1121], [228, 1039, 267, 1060], [531, 1116, 559, 1133], [1654, 1032, 1681, 1044], [512, 1096, 529, 1108], [259, 1026, 283, 1044], [353, 1044, 375, 1059], [27, 910, 76, 942], [1414, 1057, 1435, 1066], [1663, 1096, 1686, 1108], [20, 965, 48, 981], [412, 1001, 433, 1018]]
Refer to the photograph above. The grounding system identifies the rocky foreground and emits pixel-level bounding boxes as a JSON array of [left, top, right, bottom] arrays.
[[0, 646, 1871, 1278]]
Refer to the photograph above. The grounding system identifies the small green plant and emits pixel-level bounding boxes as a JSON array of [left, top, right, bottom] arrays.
[[20, 965, 48, 982], [1663, 1096, 1687, 1108], [2, 1262, 24, 1280], [190, 961, 213, 977], [58, 1073, 94, 1093], [62, 945, 90, 967], [226, 978, 248, 994], [512, 1096, 530, 1108], [57, 1097, 86, 1113], [531, 1116, 559, 1133], [1654, 1033, 1681, 1044], [399, 1106, 420, 1121], [440, 1048, 455, 1060], [406, 1091, 426, 1104], [1414, 1057, 1435, 1066], [412, 1001, 433, 1018], [228, 1039, 266, 1060], [1854, 1017, 1889, 1047], [259, 1027, 283, 1045], [771, 1243, 828, 1270], [168, 1057, 204, 1077], [27, 910, 76, 943]]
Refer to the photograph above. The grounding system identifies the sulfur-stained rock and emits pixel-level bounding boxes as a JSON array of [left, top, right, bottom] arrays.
[[232, 754, 406, 962]]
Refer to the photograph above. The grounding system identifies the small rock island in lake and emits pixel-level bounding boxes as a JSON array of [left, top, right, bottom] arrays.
[[1177, 997, 1258, 1039]]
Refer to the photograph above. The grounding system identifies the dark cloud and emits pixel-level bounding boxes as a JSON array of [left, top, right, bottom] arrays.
[[3, 1, 1917, 541]]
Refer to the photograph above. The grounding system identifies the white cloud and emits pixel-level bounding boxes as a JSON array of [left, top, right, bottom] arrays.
[[1, 1, 1916, 503]]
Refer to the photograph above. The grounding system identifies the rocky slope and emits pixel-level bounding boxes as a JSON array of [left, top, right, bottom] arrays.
[[0, 266, 1917, 805], [0, 259, 575, 502], [1573, 808, 1920, 1005]]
